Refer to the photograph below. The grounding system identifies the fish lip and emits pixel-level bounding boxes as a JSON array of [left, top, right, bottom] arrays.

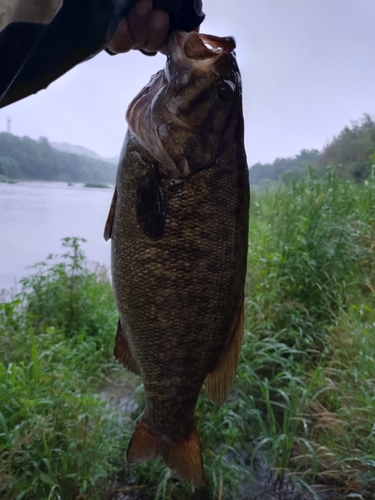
[[198, 34, 236, 54], [170, 31, 236, 63]]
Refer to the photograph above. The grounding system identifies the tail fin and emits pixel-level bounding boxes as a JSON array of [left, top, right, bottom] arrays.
[[127, 418, 203, 488]]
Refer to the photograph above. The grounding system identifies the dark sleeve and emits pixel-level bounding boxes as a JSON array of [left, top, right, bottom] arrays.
[[0, 0, 205, 108], [155, 0, 204, 31]]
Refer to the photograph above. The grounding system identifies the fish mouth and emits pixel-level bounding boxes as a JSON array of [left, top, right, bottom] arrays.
[[170, 31, 236, 67], [184, 32, 236, 60]]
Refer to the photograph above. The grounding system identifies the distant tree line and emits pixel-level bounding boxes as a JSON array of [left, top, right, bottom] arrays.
[[320, 114, 375, 181], [2, 114, 374, 186], [0, 133, 116, 183], [250, 149, 320, 185], [250, 114, 375, 185]]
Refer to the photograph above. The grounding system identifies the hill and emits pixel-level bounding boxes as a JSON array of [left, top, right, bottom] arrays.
[[0, 133, 117, 183], [2, 113, 374, 186], [50, 142, 119, 164]]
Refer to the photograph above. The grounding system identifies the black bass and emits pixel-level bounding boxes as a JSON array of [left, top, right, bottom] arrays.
[[104, 30, 249, 488]]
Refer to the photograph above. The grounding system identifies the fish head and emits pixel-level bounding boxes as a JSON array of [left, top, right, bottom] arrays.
[[126, 31, 243, 180]]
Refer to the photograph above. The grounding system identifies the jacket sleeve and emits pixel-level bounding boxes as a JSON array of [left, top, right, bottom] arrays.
[[0, 0, 204, 108]]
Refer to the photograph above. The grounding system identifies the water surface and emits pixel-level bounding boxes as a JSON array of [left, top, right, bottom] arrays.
[[0, 181, 113, 292]]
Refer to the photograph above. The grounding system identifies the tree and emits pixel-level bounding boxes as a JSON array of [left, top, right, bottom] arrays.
[[0, 155, 20, 178], [320, 114, 375, 181], [0, 133, 116, 183]]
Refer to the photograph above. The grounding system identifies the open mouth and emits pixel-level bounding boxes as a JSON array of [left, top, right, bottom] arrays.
[[183, 32, 236, 60]]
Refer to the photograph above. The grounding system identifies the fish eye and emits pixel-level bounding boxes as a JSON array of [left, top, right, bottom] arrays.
[[216, 79, 236, 102]]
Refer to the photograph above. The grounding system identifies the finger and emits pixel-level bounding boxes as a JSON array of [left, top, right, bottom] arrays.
[[127, 0, 152, 50], [142, 9, 169, 54], [107, 17, 134, 54]]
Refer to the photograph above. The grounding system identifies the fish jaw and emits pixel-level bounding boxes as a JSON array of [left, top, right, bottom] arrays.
[[167, 31, 236, 77], [126, 30, 242, 181]]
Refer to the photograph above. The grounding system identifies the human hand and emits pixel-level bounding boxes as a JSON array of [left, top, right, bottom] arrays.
[[107, 0, 169, 56]]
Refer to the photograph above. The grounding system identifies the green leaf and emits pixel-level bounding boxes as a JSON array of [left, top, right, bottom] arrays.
[[0, 411, 10, 448], [40, 473, 55, 485]]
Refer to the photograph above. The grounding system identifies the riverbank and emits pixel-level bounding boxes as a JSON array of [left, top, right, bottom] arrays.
[[1, 168, 375, 499]]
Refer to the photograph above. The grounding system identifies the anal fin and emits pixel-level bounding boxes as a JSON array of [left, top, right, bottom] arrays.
[[114, 319, 141, 376], [127, 418, 203, 488], [205, 302, 244, 405], [104, 187, 117, 241]]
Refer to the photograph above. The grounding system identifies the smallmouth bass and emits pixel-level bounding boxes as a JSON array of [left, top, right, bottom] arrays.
[[104, 30, 249, 488]]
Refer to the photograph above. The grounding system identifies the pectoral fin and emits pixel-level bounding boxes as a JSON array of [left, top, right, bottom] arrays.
[[205, 302, 244, 405], [103, 187, 117, 241], [114, 319, 141, 376], [136, 167, 166, 239]]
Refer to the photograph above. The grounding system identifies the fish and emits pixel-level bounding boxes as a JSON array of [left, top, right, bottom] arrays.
[[104, 30, 250, 488]]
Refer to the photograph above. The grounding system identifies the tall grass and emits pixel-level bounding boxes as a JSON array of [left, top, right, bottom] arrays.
[[239, 168, 375, 497], [0, 238, 132, 500], [1, 169, 375, 499]]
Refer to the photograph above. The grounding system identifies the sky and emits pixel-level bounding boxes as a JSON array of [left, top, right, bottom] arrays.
[[0, 0, 374, 165]]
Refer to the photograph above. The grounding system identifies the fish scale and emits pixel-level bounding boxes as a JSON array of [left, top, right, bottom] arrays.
[[104, 30, 250, 488]]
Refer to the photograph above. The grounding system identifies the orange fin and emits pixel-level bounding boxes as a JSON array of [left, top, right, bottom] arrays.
[[127, 420, 158, 463], [163, 429, 203, 488], [205, 302, 244, 405], [127, 419, 203, 488], [114, 319, 141, 376], [104, 187, 117, 241]]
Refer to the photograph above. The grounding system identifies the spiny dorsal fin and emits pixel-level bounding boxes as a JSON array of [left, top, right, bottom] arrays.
[[205, 302, 244, 405], [104, 187, 117, 241], [114, 319, 141, 376]]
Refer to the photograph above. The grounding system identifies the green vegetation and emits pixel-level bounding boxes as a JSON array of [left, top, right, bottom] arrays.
[[1, 169, 375, 499], [0, 133, 116, 184], [84, 182, 110, 189], [250, 114, 375, 185], [320, 114, 375, 182], [0, 238, 130, 500]]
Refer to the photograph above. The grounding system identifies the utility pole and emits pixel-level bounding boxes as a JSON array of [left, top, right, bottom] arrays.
[[6, 116, 11, 134]]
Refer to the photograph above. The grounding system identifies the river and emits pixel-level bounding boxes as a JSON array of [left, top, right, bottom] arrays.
[[0, 181, 114, 292]]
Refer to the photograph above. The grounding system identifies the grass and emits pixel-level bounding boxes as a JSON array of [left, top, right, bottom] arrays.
[[1, 168, 375, 499], [0, 238, 133, 499]]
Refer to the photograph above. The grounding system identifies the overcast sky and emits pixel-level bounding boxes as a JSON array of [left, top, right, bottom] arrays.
[[0, 0, 374, 165]]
